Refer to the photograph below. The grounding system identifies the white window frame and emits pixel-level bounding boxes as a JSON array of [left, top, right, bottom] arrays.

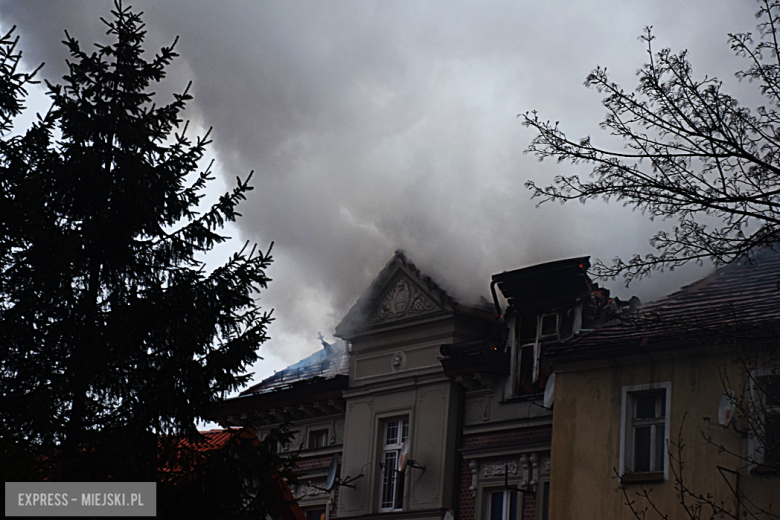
[[308, 428, 329, 449], [749, 369, 780, 469], [619, 382, 671, 479], [539, 313, 559, 339], [507, 313, 561, 398], [379, 417, 409, 512], [483, 488, 519, 520]]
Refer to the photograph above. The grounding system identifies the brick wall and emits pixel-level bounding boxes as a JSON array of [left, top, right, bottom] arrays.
[[330, 486, 340, 519], [521, 491, 536, 520], [294, 453, 341, 518], [461, 425, 551, 450], [296, 452, 340, 471], [458, 459, 476, 520], [458, 425, 551, 520]]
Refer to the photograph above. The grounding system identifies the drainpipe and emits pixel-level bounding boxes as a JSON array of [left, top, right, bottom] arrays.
[[451, 379, 465, 520]]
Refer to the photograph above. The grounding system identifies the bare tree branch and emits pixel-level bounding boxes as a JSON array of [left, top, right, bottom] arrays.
[[523, 2, 780, 284]]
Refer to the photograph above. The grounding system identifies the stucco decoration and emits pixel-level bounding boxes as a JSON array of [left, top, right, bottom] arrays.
[[331, 419, 344, 444], [454, 375, 477, 391], [370, 278, 436, 324], [327, 399, 346, 413], [481, 398, 490, 421], [469, 460, 478, 497], [295, 482, 328, 498], [482, 461, 518, 477], [520, 454, 529, 487], [473, 373, 495, 390], [391, 351, 407, 372]]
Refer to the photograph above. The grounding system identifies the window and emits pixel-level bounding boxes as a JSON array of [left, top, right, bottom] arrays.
[[539, 313, 558, 338], [485, 489, 518, 520], [538, 481, 550, 520], [619, 383, 670, 480], [750, 371, 780, 468], [308, 429, 329, 449], [380, 417, 408, 511], [305, 509, 325, 520], [510, 313, 558, 396]]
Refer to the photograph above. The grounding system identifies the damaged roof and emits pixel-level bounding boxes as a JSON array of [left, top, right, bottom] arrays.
[[493, 256, 593, 313], [240, 338, 349, 396], [544, 249, 780, 364]]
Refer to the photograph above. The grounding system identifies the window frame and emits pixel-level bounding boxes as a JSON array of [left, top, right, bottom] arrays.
[[749, 369, 780, 470], [308, 428, 329, 450], [539, 313, 559, 339], [483, 488, 519, 520], [507, 312, 560, 398], [536, 478, 550, 520], [379, 416, 409, 512], [619, 382, 671, 481], [304, 508, 327, 520]]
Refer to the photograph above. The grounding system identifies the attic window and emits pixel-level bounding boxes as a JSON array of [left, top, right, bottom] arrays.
[[308, 429, 329, 449], [540, 314, 558, 338]]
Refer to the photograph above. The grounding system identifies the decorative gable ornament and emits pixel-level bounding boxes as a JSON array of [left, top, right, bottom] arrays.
[[370, 278, 437, 324], [335, 251, 457, 339]]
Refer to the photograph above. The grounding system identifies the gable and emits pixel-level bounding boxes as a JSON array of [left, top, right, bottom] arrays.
[[369, 273, 442, 326], [335, 251, 453, 339]]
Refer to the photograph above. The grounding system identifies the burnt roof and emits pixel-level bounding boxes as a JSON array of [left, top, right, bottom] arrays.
[[209, 375, 349, 420], [493, 256, 593, 312], [544, 249, 780, 364], [240, 339, 349, 396]]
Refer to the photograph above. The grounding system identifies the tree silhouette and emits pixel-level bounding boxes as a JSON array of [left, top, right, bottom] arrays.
[[0, 2, 279, 502], [523, 0, 780, 283]]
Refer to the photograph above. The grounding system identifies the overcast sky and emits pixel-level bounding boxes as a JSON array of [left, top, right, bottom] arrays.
[[0, 1, 762, 388]]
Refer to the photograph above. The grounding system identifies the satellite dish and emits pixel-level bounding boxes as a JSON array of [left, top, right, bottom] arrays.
[[398, 442, 409, 472], [543, 372, 556, 409], [718, 389, 736, 426], [325, 454, 339, 492]]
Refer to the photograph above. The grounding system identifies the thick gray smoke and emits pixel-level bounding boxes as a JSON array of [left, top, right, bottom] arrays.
[[1, 1, 758, 384]]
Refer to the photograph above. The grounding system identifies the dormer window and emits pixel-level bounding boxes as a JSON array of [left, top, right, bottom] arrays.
[[509, 312, 559, 397]]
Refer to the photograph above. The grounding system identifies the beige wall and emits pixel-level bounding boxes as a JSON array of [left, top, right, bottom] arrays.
[[338, 379, 460, 516], [550, 353, 778, 519], [338, 312, 477, 517]]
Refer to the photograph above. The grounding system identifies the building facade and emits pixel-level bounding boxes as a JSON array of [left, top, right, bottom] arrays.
[[544, 250, 780, 519], [210, 250, 780, 519], [212, 252, 596, 520]]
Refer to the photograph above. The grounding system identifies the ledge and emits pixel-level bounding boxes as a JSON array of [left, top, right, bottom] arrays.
[[621, 471, 665, 484], [342, 507, 449, 520]]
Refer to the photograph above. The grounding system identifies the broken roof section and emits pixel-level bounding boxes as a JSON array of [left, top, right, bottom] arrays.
[[545, 249, 780, 364], [492, 256, 594, 313], [240, 337, 349, 396]]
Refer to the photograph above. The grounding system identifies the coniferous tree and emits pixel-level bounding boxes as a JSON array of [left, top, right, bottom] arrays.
[[0, 1, 279, 497]]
